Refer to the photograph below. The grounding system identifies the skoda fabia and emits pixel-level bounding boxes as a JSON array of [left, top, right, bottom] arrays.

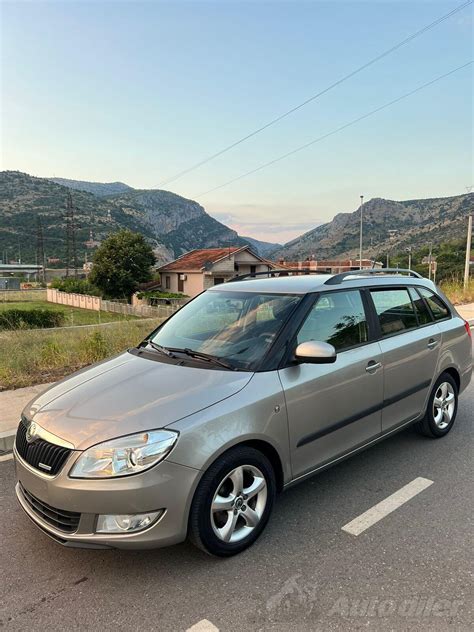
[[14, 269, 471, 556]]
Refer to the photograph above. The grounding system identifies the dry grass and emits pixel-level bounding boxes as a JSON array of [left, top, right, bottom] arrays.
[[0, 318, 164, 390], [440, 278, 474, 305]]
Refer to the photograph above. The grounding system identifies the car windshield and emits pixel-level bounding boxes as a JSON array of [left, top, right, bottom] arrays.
[[150, 290, 301, 370]]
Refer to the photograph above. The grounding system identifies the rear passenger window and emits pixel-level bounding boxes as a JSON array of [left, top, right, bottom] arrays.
[[409, 287, 432, 325], [418, 288, 450, 321], [370, 289, 417, 336], [297, 290, 368, 351]]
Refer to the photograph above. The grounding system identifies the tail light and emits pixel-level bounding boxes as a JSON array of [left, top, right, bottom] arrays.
[[464, 320, 472, 340]]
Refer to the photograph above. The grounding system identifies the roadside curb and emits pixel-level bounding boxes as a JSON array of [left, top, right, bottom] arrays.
[[0, 428, 16, 453]]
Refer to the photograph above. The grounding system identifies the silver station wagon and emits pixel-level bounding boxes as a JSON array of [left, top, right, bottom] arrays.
[[14, 269, 472, 556]]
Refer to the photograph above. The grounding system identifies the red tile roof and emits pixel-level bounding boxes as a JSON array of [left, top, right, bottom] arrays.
[[159, 247, 245, 272]]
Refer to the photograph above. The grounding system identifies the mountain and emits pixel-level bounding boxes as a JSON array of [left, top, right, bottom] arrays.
[[240, 235, 281, 257], [271, 193, 474, 261], [49, 178, 133, 197], [0, 171, 262, 266]]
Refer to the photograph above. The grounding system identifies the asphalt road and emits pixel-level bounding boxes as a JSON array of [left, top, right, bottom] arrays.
[[1, 378, 473, 631]]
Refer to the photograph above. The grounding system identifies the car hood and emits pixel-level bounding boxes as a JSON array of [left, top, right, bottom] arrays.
[[24, 352, 253, 450]]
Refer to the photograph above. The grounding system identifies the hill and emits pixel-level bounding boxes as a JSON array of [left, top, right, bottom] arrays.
[[49, 178, 133, 197], [240, 235, 281, 257], [0, 171, 260, 265], [272, 193, 474, 261]]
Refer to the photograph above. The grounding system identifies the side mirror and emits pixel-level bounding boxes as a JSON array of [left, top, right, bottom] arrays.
[[294, 340, 337, 364]]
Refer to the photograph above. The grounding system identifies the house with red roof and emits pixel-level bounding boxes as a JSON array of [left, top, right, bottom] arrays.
[[158, 246, 277, 297]]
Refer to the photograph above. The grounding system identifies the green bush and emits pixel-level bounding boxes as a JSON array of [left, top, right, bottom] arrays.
[[50, 278, 101, 296], [0, 308, 65, 330], [136, 290, 188, 300]]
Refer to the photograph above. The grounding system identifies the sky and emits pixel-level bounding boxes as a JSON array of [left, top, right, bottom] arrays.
[[1, 0, 472, 243]]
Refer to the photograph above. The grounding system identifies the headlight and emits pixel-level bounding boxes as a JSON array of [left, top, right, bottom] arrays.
[[69, 430, 178, 478]]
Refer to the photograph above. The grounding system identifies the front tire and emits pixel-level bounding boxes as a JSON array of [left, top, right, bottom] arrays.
[[415, 372, 458, 438], [188, 446, 276, 557]]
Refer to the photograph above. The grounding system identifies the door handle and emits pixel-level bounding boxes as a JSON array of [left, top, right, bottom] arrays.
[[366, 361, 382, 374], [427, 339, 439, 349]]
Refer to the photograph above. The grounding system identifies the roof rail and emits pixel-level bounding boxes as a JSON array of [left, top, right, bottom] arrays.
[[325, 268, 423, 285], [228, 268, 329, 283]]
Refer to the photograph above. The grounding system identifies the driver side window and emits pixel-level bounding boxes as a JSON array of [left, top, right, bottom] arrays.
[[297, 290, 368, 351]]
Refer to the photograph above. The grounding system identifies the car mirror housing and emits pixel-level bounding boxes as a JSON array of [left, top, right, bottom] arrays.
[[294, 340, 337, 364]]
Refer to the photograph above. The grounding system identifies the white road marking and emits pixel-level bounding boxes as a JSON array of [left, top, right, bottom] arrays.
[[0, 453, 13, 462], [342, 477, 434, 536], [186, 620, 219, 632]]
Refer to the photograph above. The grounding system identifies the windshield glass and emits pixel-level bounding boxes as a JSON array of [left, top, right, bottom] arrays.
[[150, 290, 301, 370]]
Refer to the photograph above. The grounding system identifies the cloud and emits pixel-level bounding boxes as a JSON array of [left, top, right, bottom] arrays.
[[207, 202, 324, 243]]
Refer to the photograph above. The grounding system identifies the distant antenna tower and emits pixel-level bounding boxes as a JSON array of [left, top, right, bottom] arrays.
[[65, 192, 78, 278], [36, 215, 45, 282], [466, 185, 473, 193]]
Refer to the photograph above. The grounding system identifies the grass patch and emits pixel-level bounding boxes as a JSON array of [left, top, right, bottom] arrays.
[[0, 318, 163, 390], [440, 278, 474, 305], [0, 301, 137, 326]]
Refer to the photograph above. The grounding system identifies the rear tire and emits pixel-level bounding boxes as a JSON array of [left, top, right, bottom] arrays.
[[415, 372, 458, 438], [188, 446, 276, 557]]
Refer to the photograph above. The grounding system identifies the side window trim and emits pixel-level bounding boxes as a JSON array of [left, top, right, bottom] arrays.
[[360, 288, 381, 341], [415, 286, 451, 323], [407, 287, 420, 328]]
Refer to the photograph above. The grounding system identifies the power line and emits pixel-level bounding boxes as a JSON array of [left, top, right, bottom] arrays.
[[197, 61, 472, 197], [154, 0, 472, 189]]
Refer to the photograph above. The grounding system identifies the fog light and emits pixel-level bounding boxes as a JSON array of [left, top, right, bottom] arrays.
[[96, 510, 163, 534]]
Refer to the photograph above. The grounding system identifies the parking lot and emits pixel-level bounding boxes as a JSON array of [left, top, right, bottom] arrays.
[[1, 376, 472, 631]]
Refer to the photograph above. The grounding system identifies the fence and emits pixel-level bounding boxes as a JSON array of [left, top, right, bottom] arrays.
[[46, 288, 181, 319]]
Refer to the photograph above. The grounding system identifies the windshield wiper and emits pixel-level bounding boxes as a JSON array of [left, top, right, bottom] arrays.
[[145, 340, 176, 358], [169, 348, 236, 371]]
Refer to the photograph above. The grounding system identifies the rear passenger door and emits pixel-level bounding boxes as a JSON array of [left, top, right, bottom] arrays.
[[368, 286, 441, 433], [279, 289, 384, 479]]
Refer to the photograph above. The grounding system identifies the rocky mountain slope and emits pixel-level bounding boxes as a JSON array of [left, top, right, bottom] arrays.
[[272, 193, 474, 261], [0, 171, 268, 265]]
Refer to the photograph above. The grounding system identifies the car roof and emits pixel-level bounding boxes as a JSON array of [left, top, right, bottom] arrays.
[[207, 272, 438, 295]]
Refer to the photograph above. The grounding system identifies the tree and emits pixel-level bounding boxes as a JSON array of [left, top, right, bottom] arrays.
[[89, 230, 155, 299]]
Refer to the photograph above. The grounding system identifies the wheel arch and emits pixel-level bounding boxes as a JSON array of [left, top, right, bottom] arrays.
[[237, 439, 285, 492], [439, 366, 461, 392]]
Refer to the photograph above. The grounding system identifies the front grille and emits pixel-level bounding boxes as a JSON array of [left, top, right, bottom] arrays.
[[15, 417, 71, 476], [20, 484, 80, 533]]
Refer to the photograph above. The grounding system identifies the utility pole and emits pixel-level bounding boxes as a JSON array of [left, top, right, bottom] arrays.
[[359, 195, 364, 270], [428, 242, 433, 281], [406, 246, 412, 271], [464, 215, 472, 290], [36, 216, 45, 283], [65, 192, 78, 278]]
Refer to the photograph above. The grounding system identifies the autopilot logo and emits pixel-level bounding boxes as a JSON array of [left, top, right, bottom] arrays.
[[26, 421, 38, 443]]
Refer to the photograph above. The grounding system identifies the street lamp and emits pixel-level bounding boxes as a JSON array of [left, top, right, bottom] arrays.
[[359, 195, 364, 270]]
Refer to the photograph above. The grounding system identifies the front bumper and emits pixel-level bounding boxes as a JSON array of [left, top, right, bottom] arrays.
[[14, 446, 200, 549]]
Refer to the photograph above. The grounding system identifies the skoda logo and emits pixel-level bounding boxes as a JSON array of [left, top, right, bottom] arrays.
[[26, 422, 38, 443]]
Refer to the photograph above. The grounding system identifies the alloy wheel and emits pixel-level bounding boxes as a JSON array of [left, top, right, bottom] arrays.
[[210, 465, 268, 543], [432, 381, 456, 430]]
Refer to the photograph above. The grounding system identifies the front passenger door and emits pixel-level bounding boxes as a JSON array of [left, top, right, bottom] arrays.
[[278, 290, 384, 479]]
